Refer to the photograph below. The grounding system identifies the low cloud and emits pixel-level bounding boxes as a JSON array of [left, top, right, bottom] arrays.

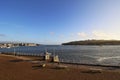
[[59, 35, 64, 38], [92, 31, 118, 40], [77, 32, 87, 37], [92, 31, 108, 38], [71, 31, 120, 40], [50, 32, 55, 35], [0, 34, 6, 37]]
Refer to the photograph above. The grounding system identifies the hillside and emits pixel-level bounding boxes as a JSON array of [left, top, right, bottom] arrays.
[[62, 40, 120, 45]]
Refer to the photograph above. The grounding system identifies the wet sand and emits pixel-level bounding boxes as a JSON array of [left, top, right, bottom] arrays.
[[0, 54, 120, 80]]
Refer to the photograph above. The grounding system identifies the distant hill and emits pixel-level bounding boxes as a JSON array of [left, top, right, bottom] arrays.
[[62, 40, 120, 45]]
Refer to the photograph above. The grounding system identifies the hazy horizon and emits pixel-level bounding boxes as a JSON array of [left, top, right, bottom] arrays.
[[0, 0, 120, 44]]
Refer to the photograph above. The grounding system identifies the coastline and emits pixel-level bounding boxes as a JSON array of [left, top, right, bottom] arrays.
[[0, 53, 120, 80], [1, 53, 120, 69]]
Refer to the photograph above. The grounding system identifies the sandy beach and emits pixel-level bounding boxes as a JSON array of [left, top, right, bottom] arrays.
[[0, 54, 120, 80]]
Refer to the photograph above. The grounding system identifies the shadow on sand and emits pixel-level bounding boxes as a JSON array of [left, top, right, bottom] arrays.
[[32, 65, 44, 70], [81, 70, 102, 74], [9, 59, 23, 62]]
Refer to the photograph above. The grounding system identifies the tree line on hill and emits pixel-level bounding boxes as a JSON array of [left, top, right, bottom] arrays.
[[62, 40, 120, 45]]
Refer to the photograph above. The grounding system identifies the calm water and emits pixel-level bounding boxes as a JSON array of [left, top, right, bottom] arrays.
[[0, 45, 120, 66]]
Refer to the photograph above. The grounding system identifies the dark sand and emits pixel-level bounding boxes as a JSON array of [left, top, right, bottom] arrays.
[[0, 54, 120, 80]]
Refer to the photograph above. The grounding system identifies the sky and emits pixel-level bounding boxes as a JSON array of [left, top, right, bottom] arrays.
[[0, 0, 120, 44]]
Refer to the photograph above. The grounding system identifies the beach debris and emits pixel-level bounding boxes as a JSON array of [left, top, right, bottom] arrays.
[[83, 68, 102, 73], [40, 63, 46, 68], [55, 65, 68, 69], [30, 61, 40, 64], [32, 63, 46, 69]]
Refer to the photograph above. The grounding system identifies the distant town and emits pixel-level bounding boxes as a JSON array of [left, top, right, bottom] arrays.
[[0, 42, 40, 48]]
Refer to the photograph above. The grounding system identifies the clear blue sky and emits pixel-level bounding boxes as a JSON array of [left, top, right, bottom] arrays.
[[0, 0, 120, 44]]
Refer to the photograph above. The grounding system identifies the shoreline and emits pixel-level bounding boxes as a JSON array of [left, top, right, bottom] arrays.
[[1, 53, 120, 69], [1, 53, 120, 70]]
